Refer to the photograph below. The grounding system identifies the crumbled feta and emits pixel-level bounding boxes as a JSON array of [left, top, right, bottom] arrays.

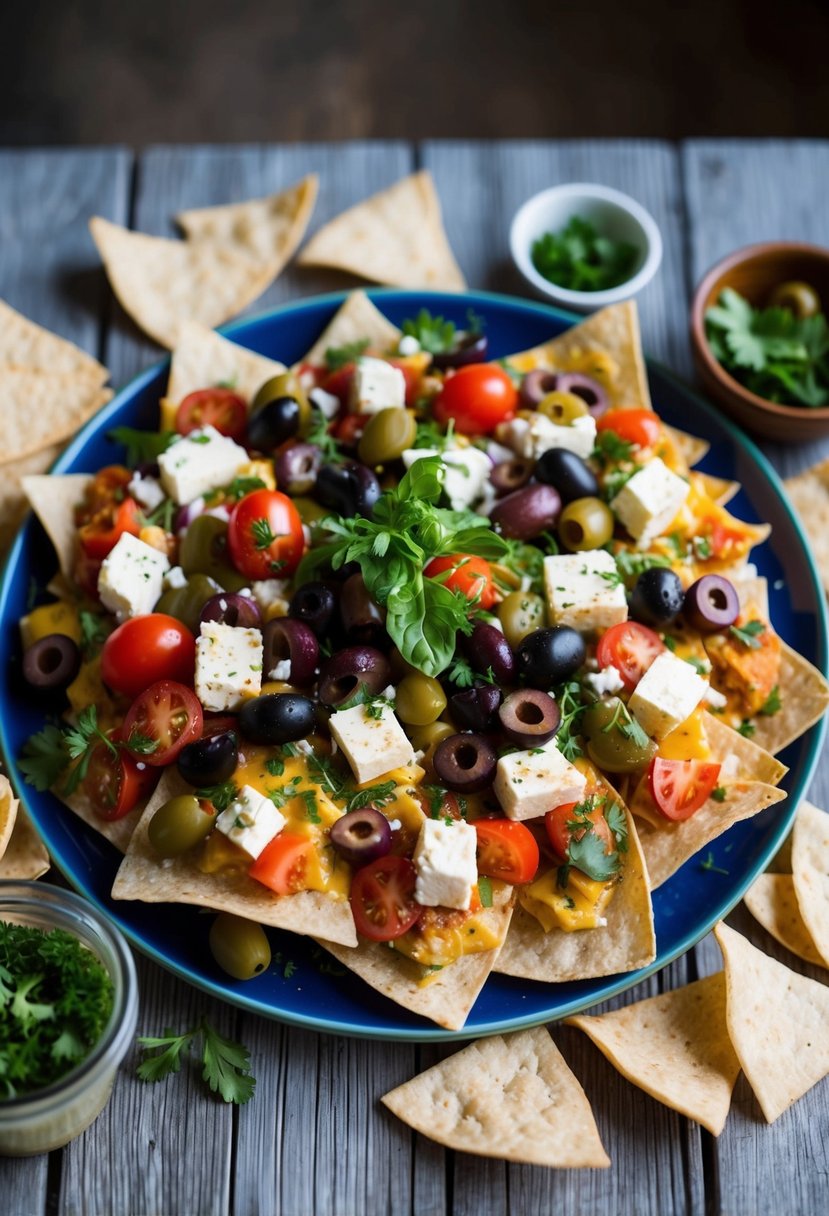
[[351, 357, 406, 414], [584, 665, 626, 697], [628, 650, 708, 740], [413, 818, 478, 911], [704, 684, 728, 710], [194, 621, 263, 712], [401, 445, 492, 510], [97, 533, 170, 621], [127, 473, 165, 511], [215, 785, 285, 859], [543, 551, 628, 633], [157, 425, 249, 504], [397, 334, 421, 356], [493, 742, 587, 822], [250, 579, 290, 617], [328, 702, 415, 785], [309, 386, 340, 419], [500, 413, 596, 461], [611, 457, 690, 548], [163, 565, 188, 591], [269, 658, 292, 681]]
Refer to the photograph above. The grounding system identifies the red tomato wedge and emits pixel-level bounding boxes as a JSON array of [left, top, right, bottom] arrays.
[[545, 800, 614, 861], [596, 408, 661, 449], [596, 621, 665, 690], [122, 680, 203, 766], [101, 614, 196, 699], [350, 855, 423, 942], [176, 388, 247, 441], [474, 819, 539, 884], [647, 757, 721, 821], [84, 742, 158, 821], [79, 495, 142, 560], [432, 363, 518, 435], [424, 554, 498, 610], [250, 833, 315, 895], [227, 489, 305, 580]]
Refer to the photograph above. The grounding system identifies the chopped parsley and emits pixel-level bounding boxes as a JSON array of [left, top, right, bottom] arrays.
[[346, 781, 397, 813], [737, 719, 756, 738], [729, 620, 766, 650], [759, 685, 782, 716], [711, 786, 728, 802], [325, 339, 369, 371], [195, 781, 238, 813], [531, 216, 638, 294], [107, 426, 175, 467], [699, 851, 729, 876], [478, 875, 493, 908]]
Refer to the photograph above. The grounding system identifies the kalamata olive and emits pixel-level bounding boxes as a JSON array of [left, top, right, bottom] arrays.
[[316, 461, 381, 518], [262, 618, 319, 685], [433, 733, 497, 793], [630, 568, 685, 626], [199, 592, 262, 630], [22, 634, 81, 692], [177, 729, 239, 787], [498, 688, 561, 747], [462, 622, 516, 684], [246, 396, 301, 451], [209, 913, 271, 981], [148, 794, 216, 858], [431, 331, 489, 371], [238, 693, 316, 744], [684, 574, 740, 633], [490, 483, 561, 540], [274, 443, 322, 495], [534, 448, 600, 503], [520, 369, 559, 407], [340, 573, 387, 646], [552, 373, 609, 419], [449, 684, 502, 731], [289, 581, 337, 636], [490, 458, 533, 495], [318, 646, 392, 708], [329, 807, 392, 866], [516, 626, 586, 688]]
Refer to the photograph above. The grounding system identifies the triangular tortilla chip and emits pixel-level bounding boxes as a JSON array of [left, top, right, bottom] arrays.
[[0, 369, 110, 465], [112, 769, 357, 947], [22, 473, 91, 581], [664, 425, 709, 468], [504, 302, 651, 411], [297, 290, 402, 368], [0, 775, 18, 861], [566, 972, 740, 1135], [696, 470, 740, 506], [749, 640, 829, 756], [792, 799, 829, 967], [90, 216, 277, 350], [0, 298, 108, 385], [381, 1027, 610, 1167], [167, 320, 286, 407], [784, 458, 829, 598], [0, 443, 63, 551], [715, 920, 829, 1122], [743, 873, 825, 967], [0, 806, 50, 880], [703, 712, 787, 786], [298, 170, 465, 290]]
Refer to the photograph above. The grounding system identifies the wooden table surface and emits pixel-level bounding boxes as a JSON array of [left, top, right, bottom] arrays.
[[1, 140, 829, 1216]]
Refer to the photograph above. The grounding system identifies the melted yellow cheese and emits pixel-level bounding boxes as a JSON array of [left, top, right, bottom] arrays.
[[658, 706, 711, 761], [67, 657, 118, 728], [21, 601, 82, 649], [392, 881, 507, 972], [519, 867, 615, 933]]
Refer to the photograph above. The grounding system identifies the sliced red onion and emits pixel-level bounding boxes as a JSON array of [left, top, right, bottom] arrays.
[[552, 373, 609, 419]]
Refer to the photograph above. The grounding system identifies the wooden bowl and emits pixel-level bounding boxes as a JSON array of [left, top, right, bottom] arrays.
[[690, 242, 829, 443]]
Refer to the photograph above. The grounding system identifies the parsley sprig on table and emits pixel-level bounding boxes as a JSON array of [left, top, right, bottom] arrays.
[[136, 1018, 255, 1105], [531, 216, 638, 294]]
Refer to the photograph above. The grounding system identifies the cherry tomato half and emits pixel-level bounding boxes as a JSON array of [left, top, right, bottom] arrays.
[[227, 489, 305, 581], [321, 363, 357, 408], [176, 388, 248, 441], [84, 741, 159, 821], [249, 833, 315, 895], [424, 554, 498, 610], [474, 819, 539, 884], [350, 855, 423, 942], [647, 757, 721, 821], [79, 495, 142, 560], [596, 408, 661, 449], [596, 621, 665, 691], [432, 364, 518, 435], [545, 801, 614, 862], [101, 614, 196, 699], [122, 680, 203, 766]]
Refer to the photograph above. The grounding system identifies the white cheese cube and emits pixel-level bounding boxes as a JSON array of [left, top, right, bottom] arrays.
[[628, 650, 709, 740], [97, 533, 170, 621], [413, 818, 478, 911], [704, 684, 727, 709], [610, 457, 690, 548], [309, 386, 340, 419], [215, 785, 285, 859], [127, 472, 165, 511], [351, 357, 406, 414], [401, 444, 492, 510], [157, 425, 249, 504], [195, 621, 263, 712], [543, 551, 628, 633], [493, 742, 587, 822], [328, 702, 415, 785], [584, 664, 626, 697], [163, 565, 188, 590], [501, 413, 596, 461]]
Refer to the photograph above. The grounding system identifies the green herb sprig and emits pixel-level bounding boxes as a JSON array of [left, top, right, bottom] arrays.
[[532, 217, 638, 294], [136, 1018, 255, 1104]]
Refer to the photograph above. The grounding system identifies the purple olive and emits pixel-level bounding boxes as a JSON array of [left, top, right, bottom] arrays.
[[318, 646, 392, 708], [534, 448, 599, 503], [199, 592, 262, 630], [462, 622, 516, 684], [516, 626, 586, 688], [498, 689, 561, 747], [316, 461, 380, 518], [684, 575, 740, 633], [552, 373, 609, 419], [289, 581, 337, 636], [262, 618, 319, 685], [490, 458, 534, 496], [520, 369, 559, 407], [274, 443, 322, 495], [490, 483, 561, 540], [22, 634, 81, 692], [433, 733, 497, 793], [431, 331, 489, 371], [340, 573, 387, 646], [329, 808, 392, 866], [449, 684, 502, 731]]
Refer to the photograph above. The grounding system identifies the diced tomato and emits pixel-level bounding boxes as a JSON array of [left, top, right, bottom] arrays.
[[175, 388, 247, 442], [101, 614, 196, 699], [249, 833, 315, 895], [424, 554, 498, 609], [84, 741, 158, 821], [709, 520, 748, 561], [647, 757, 721, 821], [227, 489, 305, 580], [474, 819, 539, 884], [432, 364, 518, 435], [76, 466, 133, 521], [333, 413, 368, 447], [387, 357, 426, 406], [79, 495, 142, 560], [321, 363, 357, 408], [350, 855, 423, 942], [596, 408, 661, 449], [545, 800, 614, 861], [121, 680, 203, 766], [596, 621, 665, 690]]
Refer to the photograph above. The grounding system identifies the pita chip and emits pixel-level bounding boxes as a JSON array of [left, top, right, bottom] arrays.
[[297, 290, 401, 368], [743, 873, 825, 967], [0, 298, 108, 385], [166, 320, 286, 408], [0, 369, 110, 465], [0, 443, 63, 551], [791, 799, 829, 967], [176, 174, 318, 269], [0, 806, 50, 881]]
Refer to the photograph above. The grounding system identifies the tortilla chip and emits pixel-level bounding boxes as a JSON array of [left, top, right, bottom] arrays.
[[90, 216, 278, 350], [696, 471, 740, 507], [298, 170, 466, 290], [381, 1027, 610, 1167], [0, 775, 18, 862], [112, 769, 357, 947], [57, 784, 143, 854], [715, 920, 829, 1122], [0, 369, 110, 465], [495, 807, 655, 983], [733, 573, 770, 619], [167, 320, 286, 407], [566, 972, 740, 1135], [0, 298, 108, 385], [297, 290, 402, 368], [0, 444, 63, 551], [319, 886, 514, 1030], [703, 712, 787, 786], [0, 806, 50, 880], [743, 873, 825, 967], [664, 425, 709, 468], [749, 640, 829, 756], [784, 458, 829, 598], [504, 302, 651, 411], [791, 799, 829, 967], [22, 473, 91, 581]]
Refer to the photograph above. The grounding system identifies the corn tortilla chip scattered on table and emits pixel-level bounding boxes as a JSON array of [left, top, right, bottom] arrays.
[[0, 368, 111, 465], [0, 298, 108, 386], [296, 290, 402, 369], [0, 806, 50, 881], [175, 174, 318, 268], [166, 320, 286, 411], [0, 443, 63, 552], [298, 170, 466, 291], [715, 920, 829, 1123], [566, 971, 740, 1136], [791, 799, 829, 967], [22, 473, 92, 581], [743, 873, 825, 967], [784, 458, 829, 598], [381, 1026, 610, 1168]]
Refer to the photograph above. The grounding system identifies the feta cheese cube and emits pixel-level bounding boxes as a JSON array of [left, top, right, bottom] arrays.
[[704, 684, 727, 710], [401, 445, 492, 510], [493, 742, 587, 822], [97, 533, 170, 621], [127, 472, 165, 511], [195, 621, 263, 712], [501, 413, 596, 461], [215, 785, 285, 859], [544, 551, 628, 633], [584, 664, 626, 697], [611, 457, 690, 548], [157, 425, 249, 504], [628, 650, 709, 740], [413, 818, 478, 910], [309, 386, 340, 419], [328, 702, 415, 785], [351, 357, 406, 414], [163, 565, 188, 590]]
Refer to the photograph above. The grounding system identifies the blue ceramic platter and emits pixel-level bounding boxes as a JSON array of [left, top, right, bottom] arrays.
[[0, 289, 825, 1041]]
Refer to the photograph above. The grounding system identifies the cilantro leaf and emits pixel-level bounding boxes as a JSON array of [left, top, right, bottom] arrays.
[[729, 619, 766, 650], [759, 685, 781, 716], [401, 309, 456, 355], [79, 610, 109, 658], [135, 1027, 197, 1083], [531, 216, 638, 293], [108, 427, 176, 467], [19, 724, 71, 792], [478, 875, 493, 908], [564, 798, 622, 883], [345, 780, 397, 813], [325, 339, 369, 371], [195, 781, 238, 813], [201, 1020, 256, 1104]]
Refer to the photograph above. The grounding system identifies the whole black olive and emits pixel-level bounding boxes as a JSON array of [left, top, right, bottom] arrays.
[[199, 592, 262, 630], [318, 646, 391, 708], [629, 568, 685, 626], [498, 689, 561, 747], [177, 729, 239, 787], [329, 808, 392, 866], [316, 461, 381, 518], [246, 396, 301, 451], [516, 626, 586, 688], [340, 573, 387, 646], [684, 574, 740, 633], [238, 693, 316, 744], [22, 634, 81, 693], [289, 581, 337, 636], [433, 733, 497, 793], [462, 623, 516, 684], [262, 618, 319, 685], [534, 448, 600, 503], [449, 685, 502, 732]]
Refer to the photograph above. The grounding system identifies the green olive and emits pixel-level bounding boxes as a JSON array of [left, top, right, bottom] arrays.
[[155, 573, 219, 633], [395, 673, 447, 726], [357, 408, 417, 466], [582, 698, 657, 774], [291, 496, 331, 525], [767, 280, 821, 320], [538, 390, 590, 424], [148, 795, 216, 858], [405, 719, 455, 770], [497, 590, 547, 649], [252, 372, 308, 414], [209, 913, 271, 981], [558, 497, 615, 552], [179, 515, 247, 592]]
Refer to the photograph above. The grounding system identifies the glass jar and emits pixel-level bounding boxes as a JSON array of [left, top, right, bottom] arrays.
[[0, 881, 138, 1156]]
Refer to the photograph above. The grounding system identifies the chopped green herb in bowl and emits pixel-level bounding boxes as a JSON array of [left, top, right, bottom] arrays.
[[531, 216, 638, 294]]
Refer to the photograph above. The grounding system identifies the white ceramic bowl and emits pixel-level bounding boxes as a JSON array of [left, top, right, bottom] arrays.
[[509, 182, 663, 312]]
